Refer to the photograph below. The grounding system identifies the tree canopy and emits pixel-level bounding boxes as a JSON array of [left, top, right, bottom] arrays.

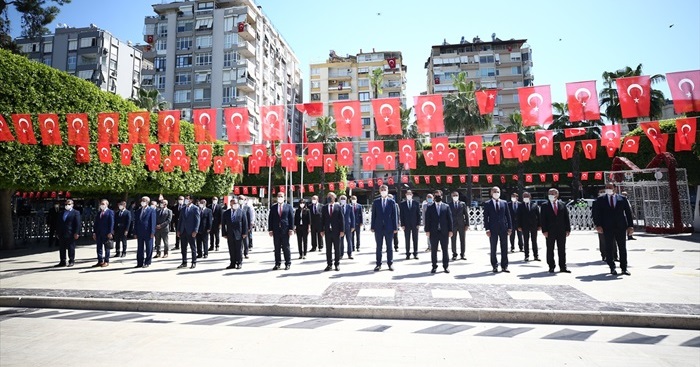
[[0, 0, 72, 52]]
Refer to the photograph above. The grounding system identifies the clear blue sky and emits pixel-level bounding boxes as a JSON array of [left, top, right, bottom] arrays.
[[9, 0, 700, 107]]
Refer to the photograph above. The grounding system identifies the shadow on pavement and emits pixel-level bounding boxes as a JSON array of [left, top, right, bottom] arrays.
[[176, 268, 223, 275], [223, 268, 269, 276], [329, 269, 374, 278], [80, 267, 129, 274], [576, 273, 624, 282], [392, 271, 435, 280], [277, 269, 325, 277], [517, 271, 557, 280], [453, 271, 498, 279]]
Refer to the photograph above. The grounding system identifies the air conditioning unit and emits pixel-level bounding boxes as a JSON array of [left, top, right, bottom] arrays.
[[110, 71, 117, 77]]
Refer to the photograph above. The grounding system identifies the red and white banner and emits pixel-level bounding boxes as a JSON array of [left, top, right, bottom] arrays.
[[333, 100, 362, 137], [128, 111, 150, 144], [260, 105, 285, 141], [475, 89, 497, 115], [566, 81, 600, 122], [414, 94, 444, 133], [225, 107, 250, 143], [665, 70, 700, 114], [38, 113, 62, 146], [535, 130, 554, 156], [616, 75, 651, 119], [66, 113, 89, 146], [518, 85, 552, 126], [98, 112, 119, 144], [675, 117, 696, 151], [158, 110, 180, 144], [336, 141, 353, 166], [372, 98, 402, 135]]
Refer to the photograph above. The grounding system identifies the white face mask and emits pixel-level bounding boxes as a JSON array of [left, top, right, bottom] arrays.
[[380, 191, 388, 198], [118, 205, 125, 210], [492, 193, 500, 200], [548, 195, 556, 202], [178, 199, 184, 204], [141, 202, 147, 207], [54, 204, 59, 209], [452, 196, 459, 201], [605, 189, 614, 195], [523, 198, 530, 203], [232, 204, 240, 210], [405, 195, 412, 200], [212, 199, 218, 204], [65, 204, 72, 211], [100, 204, 107, 211], [199, 204, 205, 209], [511, 197, 517, 202], [599, 192, 606, 197], [340, 199, 346, 205], [277, 197, 284, 204], [351, 199, 357, 204], [299, 203, 305, 208], [311, 199, 317, 204]]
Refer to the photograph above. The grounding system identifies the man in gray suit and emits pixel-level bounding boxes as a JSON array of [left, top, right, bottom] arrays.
[[449, 191, 469, 261], [177, 195, 200, 269], [154, 199, 172, 258]]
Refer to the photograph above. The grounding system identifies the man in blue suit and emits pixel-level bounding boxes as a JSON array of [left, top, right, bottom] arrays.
[[321, 192, 344, 271], [593, 183, 634, 276], [54, 199, 81, 268], [222, 197, 249, 269], [424, 190, 453, 273], [483, 186, 513, 273], [338, 195, 356, 259], [91, 199, 114, 268], [268, 191, 294, 270], [371, 185, 397, 271], [400, 190, 421, 260], [134, 196, 156, 268], [177, 195, 200, 269], [350, 195, 363, 251], [114, 201, 131, 258]]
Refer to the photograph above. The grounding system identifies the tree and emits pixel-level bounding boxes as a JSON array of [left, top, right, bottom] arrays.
[[130, 88, 169, 112], [0, 0, 72, 51], [306, 115, 342, 196], [494, 112, 542, 193], [599, 64, 666, 130], [376, 106, 422, 197], [369, 67, 384, 101]]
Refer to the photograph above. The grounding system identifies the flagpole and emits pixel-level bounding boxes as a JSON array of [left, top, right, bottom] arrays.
[[300, 113, 306, 200], [267, 140, 272, 209]]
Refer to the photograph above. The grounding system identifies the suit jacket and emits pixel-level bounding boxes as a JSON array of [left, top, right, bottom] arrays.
[[351, 203, 363, 228], [399, 200, 421, 229], [294, 208, 310, 232], [540, 200, 571, 235], [209, 203, 223, 228], [198, 207, 213, 234], [424, 202, 453, 235], [340, 204, 355, 231], [370, 197, 397, 232], [516, 201, 540, 230], [114, 209, 131, 235], [268, 202, 294, 233], [592, 194, 633, 231], [94, 208, 114, 238], [177, 204, 201, 235], [134, 206, 156, 238], [449, 200, 468, 229], [57, 209, 81, 239], [47, 207, 61, 230], [222, 208, 249, 240], [321, 202, 344, 234], [242, 204, 254, 233], [483, 199, 512, 234], [309, 202, 324, 230], [507, 201, 522, 227], [155, 207, 172, 232]]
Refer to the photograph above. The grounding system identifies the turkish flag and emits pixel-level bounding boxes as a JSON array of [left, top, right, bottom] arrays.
[[336, 141, 353, 166], [97, 142, 112, 164], [213, 157, 225, 174], [328, 183, 335, 191], [198, 144, 212, 171], [224, 107, 250, 143], [158, 110, 180, 143], [295, 102, 324, 117], [500, 133, 518, 159], [539, 173, 546, 182], [601, 125, 621, 157], [475, 89, 497, 115], [97, 112, 119, 144], [431, 137, 449, 162], [362, 154, 376, 171], [666, 70, 700, 113], [435, 176, 441, 184], [594, 172, 603, 180], [560, 141, 575, 160], [412, 176, 419, 185], [224, 144, 239, 169], [38, 113, 62, 145], [564, 127, 587, 138], [518, 85, 553, 127], [386, 57, 397, 69], [472, 174, 480, 183], [12, 113, 38, 144], [181, 156, 191, 172], [398, 139, 416, 167], [616, 75, 651, 118], [163, 157, 174, 172], [193, 108, 216, 142], [400, 176, 408, 184], [414, 94, 444, 133], [333, 100, 362, 137], [445, 149, 460, 168], [323, 154, 336, 173], [127, 112, 149, 144], [367, 140, 384, 160], [486, 175, 493, 183], [423, 150, 437, 166], [675, 117, 696, 151], [120, 144, 133, 165], [566, 81, 600, 122], [266, 151, 277, 168], [372, 98, 402, 135], [252, 187, 258, 195], [621, 136, 640, 153], [145, 144, 161, 170], [464, 135, 483, 164], [65, 113, 90, 146], [260, 105, 285, 141], [525, 174, 533, 183], [306, 142, 323, 168], [250, 144, 267, 166], [552, 173, 560, 182], [248, 156, 260, 174], [280, 143, 296, 169], [459, 175, 466, 183], [581, 172, 589, 181], [382, 152, 397, 170], [581, 139, 598, 160], [512, 174, 519, 181], [357, 180, 364, 189], [0, 115, 15, 142], [233, 187, 240, 196], [518, 144, 533, 162], [640, 121, 667, 153], [535, 130, 554, 156], [75, 144, 90, 164], [423, 176, 430, 184], [170, 144, 186, 166], [485, 146, 501, 165]]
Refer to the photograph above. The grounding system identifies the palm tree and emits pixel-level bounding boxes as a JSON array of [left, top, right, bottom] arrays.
[[130, 88, 169, 112], [376, 107, 423, 197], [369, 67, 384, 100], [307, 115, 342, 196], [599, 63, 666, 130], [494, 112, 542, 193]]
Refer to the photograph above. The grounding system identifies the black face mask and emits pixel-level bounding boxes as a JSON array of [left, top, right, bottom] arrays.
[[434, 196, 442, 202]]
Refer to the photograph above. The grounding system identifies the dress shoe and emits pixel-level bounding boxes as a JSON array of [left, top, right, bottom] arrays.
[[244, 255, 249, 259], [101, 262, 109, 267], [388, 265, 394, 271], [302, 256, 306, 259], [318, 246, 323, 250], [67, 262, 74, 267], [324, 266, 332, 271], [309, 248, 316, 252], [121, 252, 126, 258], [299, 255, 303, 259], [215, 246, 219, 251], [173, 246, 180, 250], [203, 255, 208, 259], [524, 257, 530, 262], [431, 268, 437, 274], [611, 269, 618, 275], [226, 264, 235, 269], [284, 265, 290, 270], [414, 255, 419, 260], [460, 256, 467, 260], [190, 263, 196, 269], [197, 254, 202, 259], [548, 268, 555, 273], [177, 263, 187, 269], [492, 268, 498, 273], [501, 268, 510, 273], [163, 253, 168, 258], [334, 265, 339, 271], [272, 265, 281, 270], [134, 265, 143, 269], [339, 255, 344, 260], [628, 236, 636, 240], [91, 262, 102, 268], [236, 264, 241, 269], [374, 265, 381, 271], [143, 264, 150, 268], [208, 246, 214, 251], [394, 246, 399, 251], [115, 252, 121, 257], [519, 247, 524, 252], [534, 257, 541, 262], [444, 268, 450, 274], [559, 268, 571, 273], [452, 254, 457, 261], [348, 256, 354, 260], [154, 252, 161, 259], [406, 255, 411, 260], [510, 248, 515, 253], [54, 262, 66, 268], [621, 270, 631, 276]]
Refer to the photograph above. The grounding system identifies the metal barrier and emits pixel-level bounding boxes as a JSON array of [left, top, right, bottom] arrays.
[[12, 214, 96, 243]]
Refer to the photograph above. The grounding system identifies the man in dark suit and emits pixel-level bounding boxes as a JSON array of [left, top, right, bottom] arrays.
[[268, 191, 294, 270], [309, 195, 324, 252], [171, 196, 185, 250], [222, 197, 249, 269], [424, 190, 453, 273], [390, 194, 400, 251], [55, 199, 81, 267], [294, 199, 310, 259], [483, 186, 512, 273], [593, 183, 634, 276], [177, 195, 200, 269], [540, 188, 571, 273], [370, 185, 397, 271], [196, 199, 213, 259], [154, 199, 172, 258], [516, 191, 540, 262], [339, 194, 356, 259], [208, 196, 222, 251], [91, 199, 114, 268], [47, 202, 61, 247], [449, 191, 469, 261], [400, 190, 421, 260], [240, 195, 254, 258], [508, 193, 524, 252], [351, 195, 363, 251], [134, 196, 156, 268], [114, 201, 131, 258], [321, 192, 344, 271]]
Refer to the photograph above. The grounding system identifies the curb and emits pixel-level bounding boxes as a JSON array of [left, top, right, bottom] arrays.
[[2, 296, 699, 330]]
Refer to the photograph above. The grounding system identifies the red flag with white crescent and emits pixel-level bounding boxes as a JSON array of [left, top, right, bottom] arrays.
[[336, 141, 353, 166], [475, 89, 498, 115], [260, 105, 285, 141], [445, 149, 459, 168], [594, 172, 603, 180], [675, 117, 696, 151], [170, 144, 186, 166], [225, 107, 250, 143], [500, 133, 518, 159], [38, 113, 62, 145], [459, 175, 466, 183], [472, 174, 480, 183], [362, 154, 376, 171], [518, 85, 553, 127], [323, 154, 336, 173], [535, 130, 554, 156], [296, 102, 323, 117], [250, 144, 267, 166], [97, 142, 112, 164], [145, 144, 161, 171], [485, 146, 501, 165], [552, 173, 560, 182], [539, 173, 547, 182], [564, 127, 587, 138], [581, 139, 598, 160], [640, 121, 666, 153], [517, 144, 533, 162], [372, 98, 402, 135], [601, 125, 621, 157], [120, 144, 133, 165], [423, 150, 437, 166], [566, 81, 600, 122], [666, 70, 700, 114], [414, 94, 444, 133], [65, 113, 90, 146], [213, 156, 225, 174], [486, 175, 493, 184], [248, 155, 260, 174], [163, 157, 174, 172], [616, 75, 651, 119], [620, 136, 640, 154], [464, 136, 483, 166], [158, 110, 180, 143], [525, 174, 533, 183], [280, 143, 296, 169], [367, 140, 384, 160], [306, 142, 323, 168], [431, 136, 449, 162], [386, 57, 397, 69], [382, 152, 396, 170], [193, 108, 216, 142], [223, 144, 239, 169], [0, 115, 15, 142], [398, 139, 415, 164], [198, 144, 212, 171], [12, 114, 37, 144], [75, 144, 90, 164], [581, 172, 589, 181], [128, 111, 150, 144], [98, 112, 119, 144], [333, 100, 362, 137], [560, 141, 575, 160]]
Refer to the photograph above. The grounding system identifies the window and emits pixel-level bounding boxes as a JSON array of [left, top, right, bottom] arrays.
[[223, 51, 238, 67], [357, 67, 369, 73], [176, 37, 192, 50], [497, 95, 503, 105], [155, 39, 167, 51], [154, 57, 166, 70], [360, 104, 371, 113], [195, 52, 212, 66], [337, 93, 349, 100], [359, 92, 370, 101], [224, 33, 238, 48], [479, 67, 496, 77], [68, 39, 77, 51], [194, 88, 211, 101], [362, 117, 371, 126], [480, 55, 495, 63], [364, 131, 371, 138], [195, 17, 213, 30], [513, 94, 519, 103], [511, 66, 522, 75], [80, 37, 97, 48], [196, 35, 212, 48], [157, 23, 168, 37], [223, 86, 236, 104], [177, 20, 194, 32], [77, 70, 93, 79], [310, 68, 320, 75], [224, 16, 234, 32], [443, 71, 459, 82], [357, 78, 369, 87], [310, 93, 320, 101], [175, 73, 191, 85], [43, 42, 52, 53], [197, 1, 214, 10], [79, 54, 97, 66], [42, 56, 51, 66], [176, 55, 192, 68], [155, 75, 166, 90], [174, 90, 191, 103], [310, 80, 320, 89], [195, 72, 211, 83], [388, 92, 400, 98], [180, 108, 192, 121], [67, 55, 77, 70]]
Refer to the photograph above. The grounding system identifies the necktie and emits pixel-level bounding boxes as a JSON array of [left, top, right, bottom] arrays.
[[329, 204, 333, 215], [553, 202, 558, 215], [278, 204, 282, 217], [609, 195, 614, 208], [437, 203, 440, 216], [408, 201, 411, 209], [494, 200, 498, 211], [382, 199, 386, 210], [100, 211, 104, 219], [63, 210, 68, 221]]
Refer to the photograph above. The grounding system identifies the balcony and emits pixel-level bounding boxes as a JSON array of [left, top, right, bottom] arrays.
[[328, 70, 352, 80], [225, 5, 257, 25], [238, 40, 255, 58], [382, 80, 403, 90], [236, 76, 256, 92], [237, 23, 256, 41]]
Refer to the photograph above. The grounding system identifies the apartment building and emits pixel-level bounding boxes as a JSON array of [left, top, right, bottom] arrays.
[[309, 49, 407, 180], [142, 0, 303, 145], [15, 24, 144, 99]]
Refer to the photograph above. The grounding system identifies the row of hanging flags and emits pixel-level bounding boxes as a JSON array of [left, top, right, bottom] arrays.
[[0, 70, 697, 173]]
